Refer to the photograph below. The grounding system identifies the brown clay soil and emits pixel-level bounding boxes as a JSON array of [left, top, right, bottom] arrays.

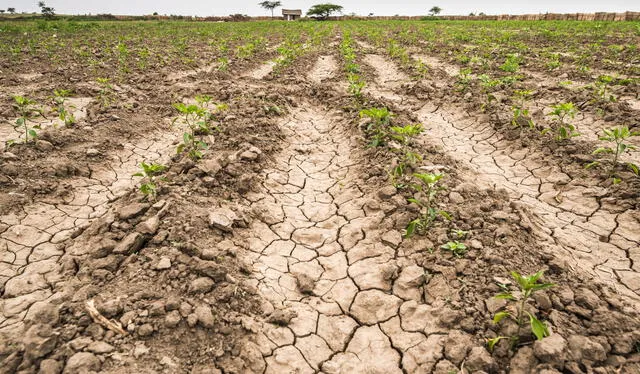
[[1, 24, 640, 374]]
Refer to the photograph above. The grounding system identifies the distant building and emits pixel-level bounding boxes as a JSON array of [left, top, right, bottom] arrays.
[[282, 9, 302, 21]]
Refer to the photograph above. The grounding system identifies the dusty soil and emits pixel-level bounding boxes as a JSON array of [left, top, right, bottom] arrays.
[[1, 22, 640, 374]]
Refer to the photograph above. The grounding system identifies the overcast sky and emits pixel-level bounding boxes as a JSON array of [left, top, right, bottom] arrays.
[[2, 0, 638, 16]]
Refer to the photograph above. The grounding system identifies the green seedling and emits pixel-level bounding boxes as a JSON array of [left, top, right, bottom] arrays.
[[12, 95, 42, 144], [511, 90, 535, 128], [405, 173, 451, 237], [591, 75, 617, 104], [586, 126, 639, 184], [545, 102, 579, 141], [440, 241, 467, 257], [216, 57, 229, 72], [359, 107, 393, 147], [52, 89, 76, 127], [455, 68, 473, 92], [133, 162, 166, 200], [488, 270, 555, 350], [576, 64, 591, 76], [413, 59, 429, 80], [173, 95, 226, 160], [500, 54, 520, 73], [451, 229, 468, 239], [388, 123, 424, 187], [96, 77, 115, 108], [546, 54, 561, 71], [478, 74, 501, 112], [348, 73, 366, 101]]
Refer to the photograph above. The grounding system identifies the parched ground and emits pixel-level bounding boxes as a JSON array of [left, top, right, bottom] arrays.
[[1, 20, 640, 374]]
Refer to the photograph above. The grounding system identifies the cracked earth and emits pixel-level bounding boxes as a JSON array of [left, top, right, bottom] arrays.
[[361, 52, 640, 298], [236, 105, 456, 373], [1, 128, 178, 334], [1, 29, 640, 372]]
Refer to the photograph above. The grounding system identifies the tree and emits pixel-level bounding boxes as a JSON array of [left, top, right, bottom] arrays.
[[258, 1, 282, 19], [307, 3, 343, 20], [429, 6, 442, 16], [8, 7, 16, 14], [0, 10, 5, 14], [38, 1, 55, 19]]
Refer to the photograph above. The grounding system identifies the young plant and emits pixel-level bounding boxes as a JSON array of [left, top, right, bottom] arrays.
[[591, 75, 617, 104], [133, 162, 166, 200], [96, 77, 115, 108], [52, 89, 76, 127], [388, 123, 424, 187], [451, 229, 468, 239], [173, 95, 226, 160], [440, 241, 467, 257], [511, 90, 535, 128], [347, 73, 366, 101], [545, 102, 579, 141], [478, 74, 500, 112], [216, 57, 229, 72], [413, 59, 429, 80], [500, 54, 520, 73], [455, 68, 473, 92], [359, 107, 393, 147], [405, 173, 451, 237], [586, 126, 639, 184], [12, 95, 42, 144], [546, 54, 561, 71], [489, 270, 555, 350]]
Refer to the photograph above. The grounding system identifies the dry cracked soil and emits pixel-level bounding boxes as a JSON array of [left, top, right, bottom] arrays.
[[1, 37, 640, 374]]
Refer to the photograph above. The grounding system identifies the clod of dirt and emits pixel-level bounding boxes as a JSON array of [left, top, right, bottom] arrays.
[[155, 256, 171, 270], [64, 352, 101, 373], [267, 309, 297, 326], [195, 305, 215, 328], [534, 333, 568, 362], [295, 273, 316, 295], [465, 346, 497, 372], [190, 277, 215, 293], [209, 208, 237, 232], [112, 232, 146, 254]]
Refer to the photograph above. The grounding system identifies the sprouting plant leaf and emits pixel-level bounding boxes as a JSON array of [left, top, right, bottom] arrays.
[[493, 311, 511, 324], [405, 219, 418, 238], [528, 312, 550, 340], [588, 126, 639, 182], [487, 337, 505, 351], [494, 292, 516, 300], [493, 270, 555, 348]]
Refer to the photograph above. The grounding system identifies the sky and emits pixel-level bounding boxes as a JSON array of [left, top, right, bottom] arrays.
[[2, 0, 638, 17]]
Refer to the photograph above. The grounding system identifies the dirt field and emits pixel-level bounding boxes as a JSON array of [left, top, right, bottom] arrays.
[[0, 19, 639, 373]]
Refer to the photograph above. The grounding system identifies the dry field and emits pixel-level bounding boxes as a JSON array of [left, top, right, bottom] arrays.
[[0, 19, 639, 373]]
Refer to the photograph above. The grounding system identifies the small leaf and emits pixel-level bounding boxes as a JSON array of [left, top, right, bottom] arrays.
[[495, 292, 516, 301], [487, 337, 504, 351], [405, 220, 417, 238], [439, 210, 452, 220], [528, 313, 550, 340], [493, 311, 511, 324], [592, 147, 612, 155]]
